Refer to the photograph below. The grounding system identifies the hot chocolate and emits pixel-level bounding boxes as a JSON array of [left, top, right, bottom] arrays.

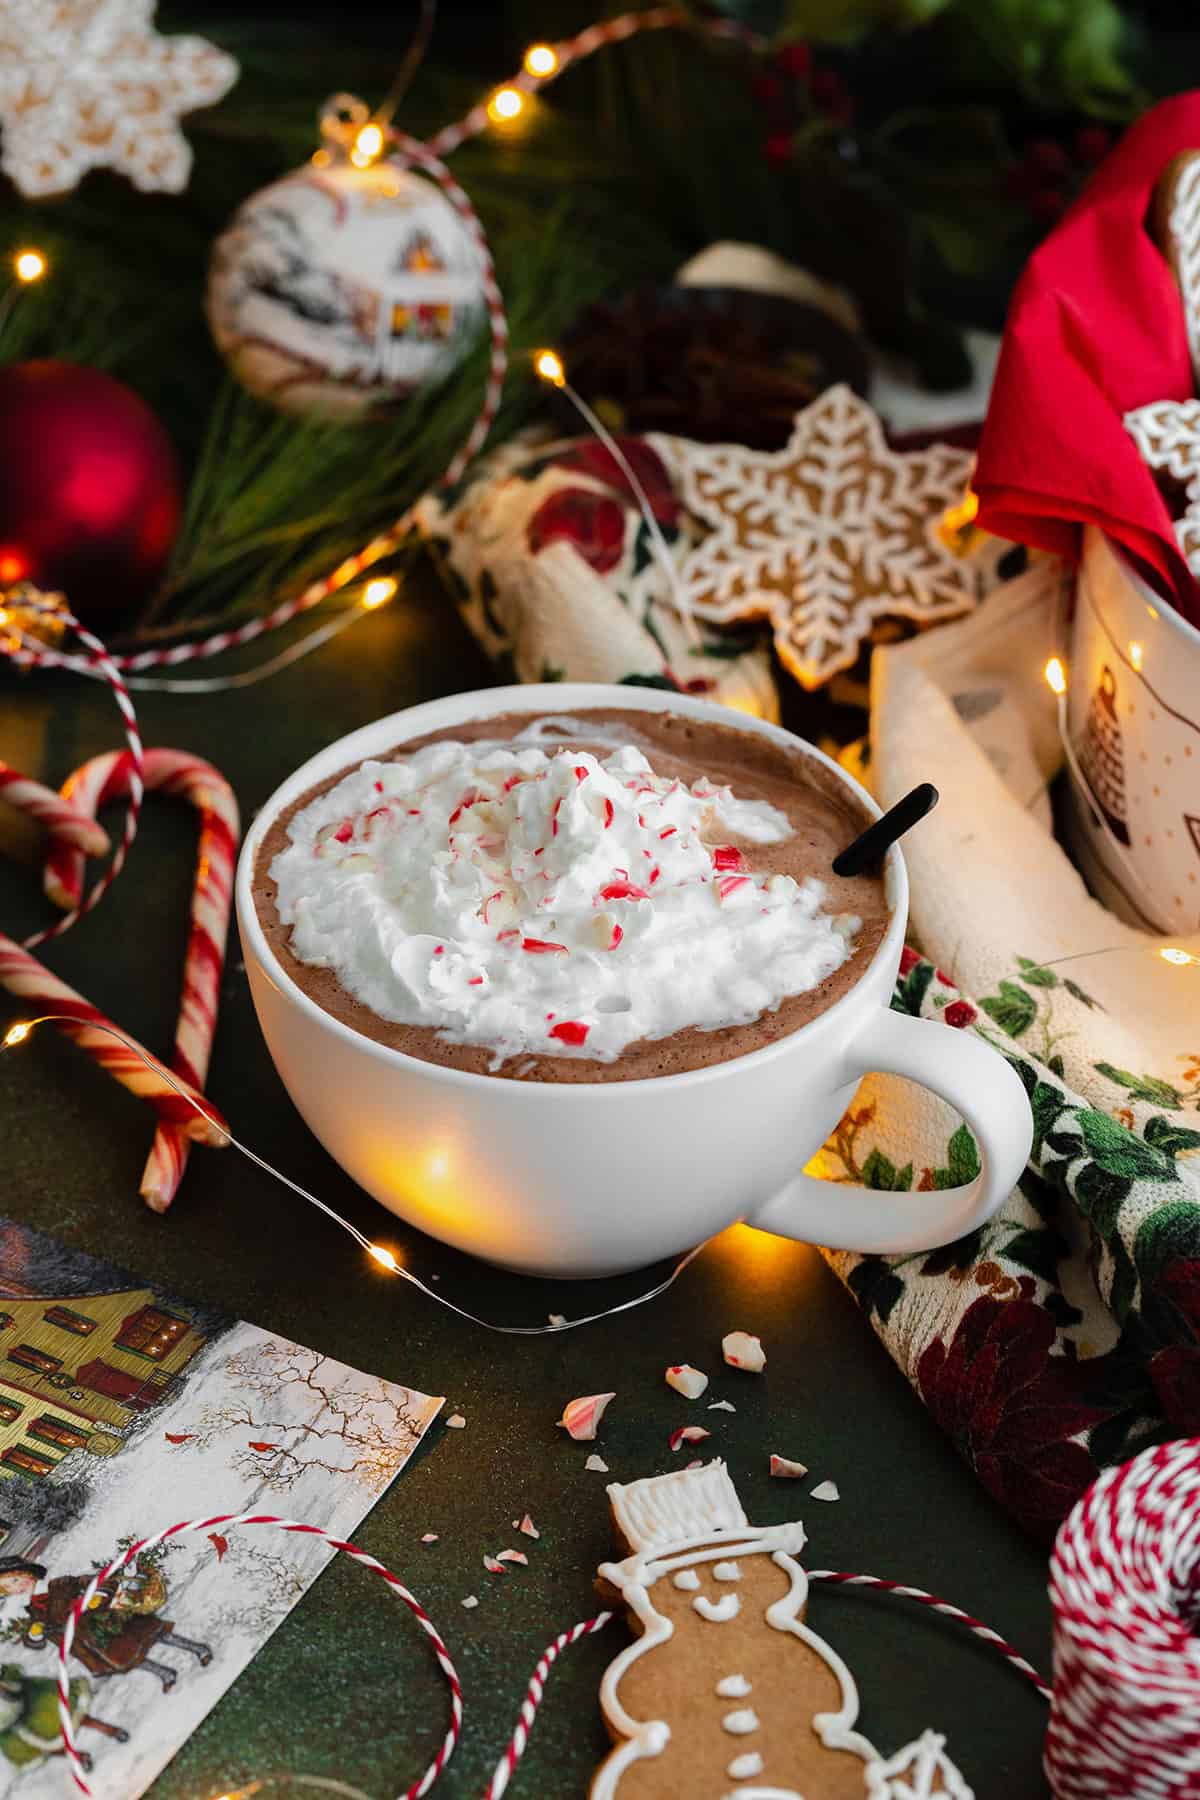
[[252, 709, 889, 1083]]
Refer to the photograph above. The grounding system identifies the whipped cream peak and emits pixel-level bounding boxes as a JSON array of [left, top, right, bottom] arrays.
[[270, 735, 859, 1064]]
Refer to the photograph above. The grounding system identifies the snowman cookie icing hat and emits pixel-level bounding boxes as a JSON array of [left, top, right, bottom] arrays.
[[593, 1461, 970, 1798]]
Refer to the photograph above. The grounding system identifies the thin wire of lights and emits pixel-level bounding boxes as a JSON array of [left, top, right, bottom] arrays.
[[1, 1015, 709, 1336]]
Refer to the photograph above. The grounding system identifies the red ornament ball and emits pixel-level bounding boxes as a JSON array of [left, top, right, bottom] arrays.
[[0, 361, 182, 622]]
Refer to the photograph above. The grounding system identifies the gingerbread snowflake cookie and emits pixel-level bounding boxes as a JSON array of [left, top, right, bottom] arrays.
[[1123, 397, 1200, 575], [1152, 151, 1200, 388], [593, 1461, 970, 1797], [650, 386, 993, 691]]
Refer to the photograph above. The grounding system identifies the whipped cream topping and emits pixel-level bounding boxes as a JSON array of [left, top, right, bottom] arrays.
[[269, 727, 859, 1065]]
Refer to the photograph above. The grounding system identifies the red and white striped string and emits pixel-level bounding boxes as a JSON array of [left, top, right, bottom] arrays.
[[57, 1511, 462, 1800], [1046, 1436, 1200, 1799], [806, 1570, 1052, 1700], [485, 1611, 614, 1800], [3, 7, 758, 691], [427, 7, 761, 160], [481, 1567, 1050, 1798], [4, 600, 145, 946]]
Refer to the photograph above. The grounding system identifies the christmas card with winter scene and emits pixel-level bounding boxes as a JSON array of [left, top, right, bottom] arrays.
[[0, 1216, 442, 1796]]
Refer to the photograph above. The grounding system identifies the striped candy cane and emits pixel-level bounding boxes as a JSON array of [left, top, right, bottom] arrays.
[[3, 600, 145, 948], [44, 751, 131, 911], [44, 749, 241, 1209], [57, 1512, 462, 1799], [0, 764, 110, 858], [0, 934, 226, 1140]]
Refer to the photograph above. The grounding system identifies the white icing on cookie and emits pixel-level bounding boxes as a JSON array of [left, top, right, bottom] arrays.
[[713, 1561, 741, 1582], [715, 1674, 752, 1698], [728, 1751, 765, 1779], [593, 1462, 878, 1800], [672, 1569, 701, 1591], [694, 1593, 740, 1623], [865, 1729, 974, 1798], [722, 1708, 759, 1735]]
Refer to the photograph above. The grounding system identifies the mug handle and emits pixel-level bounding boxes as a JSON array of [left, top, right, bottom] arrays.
[[748, 1009, 1033, 1255]]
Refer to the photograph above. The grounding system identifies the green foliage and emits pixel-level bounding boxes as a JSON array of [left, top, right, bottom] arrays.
[[979, 979, 1037, 1038]]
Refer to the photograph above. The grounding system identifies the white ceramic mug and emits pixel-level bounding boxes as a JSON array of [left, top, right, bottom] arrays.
[[1065, 527, 1200, 933], [236, 684, 1033, 1278]]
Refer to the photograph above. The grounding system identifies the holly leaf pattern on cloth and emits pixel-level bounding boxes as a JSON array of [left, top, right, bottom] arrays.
[[820, 947, 1200, 1543], [651, 385, 992, 689]]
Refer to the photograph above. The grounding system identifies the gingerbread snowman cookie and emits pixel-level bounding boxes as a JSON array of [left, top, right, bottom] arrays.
[[593, 1462, 970, 1799]]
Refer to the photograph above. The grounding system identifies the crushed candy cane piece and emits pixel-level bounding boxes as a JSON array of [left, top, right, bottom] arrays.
[[421, 1532, 440, 1543], [585, 1454, 609, 1472], [722, 1330, 766, 1373], [558, 1392, 615, 1441], [518, 1514, 540, 1539], [497, 1549, 529, 1566], [669, 1425, 712, 1452], [461, 1595, 479, 1609], [810, 1480, 840, 1502], [769, 1455, 808, 1480], [685, 1460, 705, 1470], [708, 1400, 736, 1412], [446, 1413, 467, 1429], [665, 1364, 709, 1400], [484, 1555, 507, 1574]]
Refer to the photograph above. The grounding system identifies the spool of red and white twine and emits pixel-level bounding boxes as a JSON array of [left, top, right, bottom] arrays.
[[1047, 1437, 1200, 1799], [57, 1513, 462, 1800]]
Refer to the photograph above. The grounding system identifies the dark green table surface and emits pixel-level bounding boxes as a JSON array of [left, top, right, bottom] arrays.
[[0, 581, 1052, 1799]]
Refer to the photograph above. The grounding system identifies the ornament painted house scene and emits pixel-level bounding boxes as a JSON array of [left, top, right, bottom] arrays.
[[4, 1, 1200, 1796]]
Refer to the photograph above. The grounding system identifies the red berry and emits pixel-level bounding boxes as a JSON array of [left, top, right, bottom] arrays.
[[1027, 138, 1069, 177], [751, 73, 783, 105], [1075, 125, 1110, 165], [943, 1000, 977, 1030], [776, 43, 812, 79], [1029, 187, 1068, 224], [764, 132, 794, 168], [899, 945, 922, 977]]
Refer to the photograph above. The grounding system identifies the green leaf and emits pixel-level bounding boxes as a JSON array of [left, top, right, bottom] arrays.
[[1144, 1116, 1200, 1158], [1072, 1161, 1134, 1239], [1094, 1064, 1186, 1109], [1108, 1233, 1137, 1322], [1064, 979, 1101, 1011], [1079, 1110, 1179, 1182], [1133, 1201, 1200, 1287], [1044, 1130, 1084, 1162], [1017, 956, 1059, 989], [947, 1122, 981, 1186], [846, 1258, 906, 1325], [979, 980, 1037, 1039], [893, 960, 934, 1018], [1048, 1054, 1066, 1079], [1030, 1081, 1067, 1158], [862, 1149, 905, 1191], [1004, 1226, 1066, 1283]]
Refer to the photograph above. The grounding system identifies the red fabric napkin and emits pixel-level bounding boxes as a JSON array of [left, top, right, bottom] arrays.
[[975, 93, 1200, 627]]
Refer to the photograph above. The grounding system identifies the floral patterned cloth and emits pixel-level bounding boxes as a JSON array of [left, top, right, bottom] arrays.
[[416, 431, 779, 718], [819, 560, 1200, 1543]]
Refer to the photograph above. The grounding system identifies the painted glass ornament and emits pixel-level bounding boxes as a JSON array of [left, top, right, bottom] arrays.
[[206, 96, 485, 421]]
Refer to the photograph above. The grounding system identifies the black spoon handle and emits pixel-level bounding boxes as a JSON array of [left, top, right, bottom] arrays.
[[832, 783, 939, 878]]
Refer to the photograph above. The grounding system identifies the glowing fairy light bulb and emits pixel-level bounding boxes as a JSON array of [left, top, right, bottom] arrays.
[[368, 1244, 399, 1271], [1160, 946, 1198, 966], [1130, 641, 1144, 671], [13, 249, 46, 284], [524, 44, 558, 77], [351, 121, 384, 168], [488, 87, 524, 123], [534, 348, 565, 387], [1044, 656, 1067, 697], [361, 576, 397, 610], [3, 1021, 32, 1047]]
